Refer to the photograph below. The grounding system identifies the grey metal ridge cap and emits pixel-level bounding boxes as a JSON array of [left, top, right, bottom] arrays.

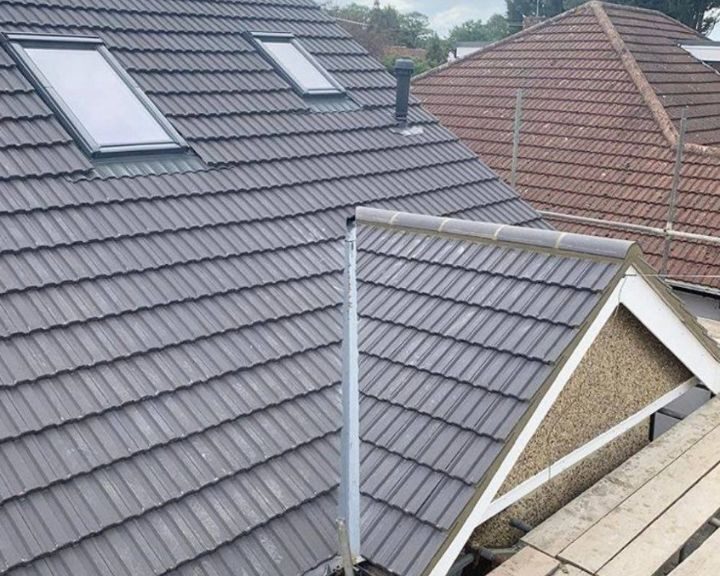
[[355, 207, 635, 260]]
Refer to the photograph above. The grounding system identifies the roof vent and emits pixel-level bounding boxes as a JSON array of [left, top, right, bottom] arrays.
[[394, 58, 414, 126]]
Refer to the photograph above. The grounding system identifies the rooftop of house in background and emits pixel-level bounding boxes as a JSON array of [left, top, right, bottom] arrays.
[[487, 394, 720, 576], [413, 1, 720, 318]]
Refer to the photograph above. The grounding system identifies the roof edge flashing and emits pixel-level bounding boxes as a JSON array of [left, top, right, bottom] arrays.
[[355, 207, 634, 260]]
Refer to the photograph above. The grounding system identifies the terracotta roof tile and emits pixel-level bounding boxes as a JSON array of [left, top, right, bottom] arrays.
[[415, 0, 720, 291]]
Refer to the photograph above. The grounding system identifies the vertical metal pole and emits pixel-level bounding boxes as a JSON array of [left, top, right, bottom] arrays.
[[338, 520, 355, 576], [511, 89, 524, 189], [340, 217, 360, 564], [660, 107, 687, 276], [649, 412, 656, 442]]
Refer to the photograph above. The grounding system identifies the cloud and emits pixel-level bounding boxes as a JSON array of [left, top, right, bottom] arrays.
[[329, 0, 507, 35], [430, 4, 495, 36], [332, 0, 415, 11]]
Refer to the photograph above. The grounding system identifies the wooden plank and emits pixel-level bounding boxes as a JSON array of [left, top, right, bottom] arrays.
[[668, 527, 720, 576], [523, 397, 720, 556], [489, 547, 559, 576], [560, 424, 720, 573], [600, 463, 720, 576], [698, 317, 720, 344], [557, 566, 592, 576]]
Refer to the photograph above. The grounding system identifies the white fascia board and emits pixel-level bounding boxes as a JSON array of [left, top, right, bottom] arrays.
[[428, 267, 720, 576], [426, 277, 625, 576], [620, 266, 720, 394], [481, 378, 695, 521]]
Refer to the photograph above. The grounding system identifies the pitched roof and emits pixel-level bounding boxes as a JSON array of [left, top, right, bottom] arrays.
[[354, 207, 631, 575], [354, 207, 720, 576], [0, 0, 545, 575], [413, 0, 720, 294]]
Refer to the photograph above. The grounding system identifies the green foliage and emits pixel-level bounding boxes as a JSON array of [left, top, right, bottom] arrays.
[[447, 13, 509, 44], [326, 2, 442, 72], [425, 34, 450, 67], [397, 11, 432, 48], [325, 3, 431, 48], [324, 2, 371, 23], [506, 0, 565, 32], [610, 0, 720, 33], [324, 2, 513, 74]]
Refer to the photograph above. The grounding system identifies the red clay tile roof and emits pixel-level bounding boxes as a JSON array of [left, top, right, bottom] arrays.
[[414, 0, 720, 292]]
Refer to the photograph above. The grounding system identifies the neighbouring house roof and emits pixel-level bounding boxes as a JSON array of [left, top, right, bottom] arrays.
[[353, 207, 720, 576], [0, 1, 545, 575], [413, 0, 720, 295]]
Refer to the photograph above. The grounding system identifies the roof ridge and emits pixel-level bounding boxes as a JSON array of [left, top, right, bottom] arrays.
[[356, 207, 635, 260], [596, 1, 705, 37], [591, 2, 720, 159], [412, 2, 596, 83], [590, 1, 681, 150]]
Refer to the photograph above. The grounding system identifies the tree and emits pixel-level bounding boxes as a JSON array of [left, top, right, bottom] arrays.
[[397, 11, 432, 48], [612, 0, 720, 34], [447, 14, 509, 45], [324, 2, 438, 71], [485, 13, 511, 39], [506, 0, 720, 34], [506, 0, 565, 32], [323, 2, 371, 24], [425, 33, 451, 68]]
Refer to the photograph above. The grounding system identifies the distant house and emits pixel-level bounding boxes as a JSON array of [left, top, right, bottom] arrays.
[[449, 41, 490, 62], [0, 1, 717, 576], [414, 1, 720, 326]]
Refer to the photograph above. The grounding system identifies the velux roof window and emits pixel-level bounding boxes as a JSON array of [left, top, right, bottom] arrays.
[[251, 33, 345, 97], [681, 42, 720, 63], [4, 33, 186, 158]]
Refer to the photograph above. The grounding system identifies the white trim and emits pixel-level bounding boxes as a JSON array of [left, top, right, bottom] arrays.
[[481, 379, 695, 521], [619, 267, 720, 394], [682, 44, 720, 63], [426, 277, 626, 576], [427, 267, 720, 576]]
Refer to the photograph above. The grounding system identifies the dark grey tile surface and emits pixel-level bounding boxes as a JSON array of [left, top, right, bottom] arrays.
[[0, 0, 546, 574], [355, 212, 623, 575]]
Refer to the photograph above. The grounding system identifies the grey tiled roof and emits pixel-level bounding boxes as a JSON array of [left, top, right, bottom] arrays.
[[355, 207, 630, 575], [0, 0, 544, 575]]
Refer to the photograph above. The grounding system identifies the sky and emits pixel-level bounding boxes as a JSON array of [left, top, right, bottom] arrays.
[[333, 1, 720, 39], [332, 0, 507, 37]]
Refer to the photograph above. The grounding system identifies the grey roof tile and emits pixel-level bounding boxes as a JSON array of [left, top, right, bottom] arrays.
[[0, 0, 547, 575], [355, 209, 625, 573]]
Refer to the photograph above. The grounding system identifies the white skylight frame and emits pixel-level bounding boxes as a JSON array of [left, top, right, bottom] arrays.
[[250, 32, 345, 97], [3, 33, 187, 158], [681, 42, 720, 63]]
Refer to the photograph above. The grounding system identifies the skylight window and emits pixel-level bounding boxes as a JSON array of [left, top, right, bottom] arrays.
[[4, 34, 186, 158], [251, 33, 344, 97], [681, 42, 720, 63]]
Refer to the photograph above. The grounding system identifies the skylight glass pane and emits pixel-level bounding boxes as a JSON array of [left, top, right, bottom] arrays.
[[261, 40, 338, 93], [682, 44, 720, 62], [23, 46, 173, 147]]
